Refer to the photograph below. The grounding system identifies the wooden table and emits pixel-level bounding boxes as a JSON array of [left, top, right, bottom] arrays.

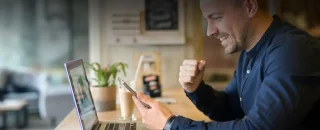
[[0, 99, 28, 129], [55, 87, 211, 130]]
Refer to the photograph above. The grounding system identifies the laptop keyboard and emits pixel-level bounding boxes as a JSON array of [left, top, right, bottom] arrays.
[[102, 123, 136, 130]]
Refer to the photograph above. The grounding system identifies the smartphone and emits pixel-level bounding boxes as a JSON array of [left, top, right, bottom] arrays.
[[118, 78, 152, 109]]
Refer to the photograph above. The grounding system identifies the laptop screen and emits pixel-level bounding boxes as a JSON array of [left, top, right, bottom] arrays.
[[69, 65, 97, 130]]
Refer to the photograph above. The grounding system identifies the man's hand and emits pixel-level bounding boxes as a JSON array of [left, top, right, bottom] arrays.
[[179, 60, 206, 92], [132, 92, 173, 130]]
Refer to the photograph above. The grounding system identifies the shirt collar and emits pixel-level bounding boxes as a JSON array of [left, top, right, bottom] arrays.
[[246, 15, 283, 59]]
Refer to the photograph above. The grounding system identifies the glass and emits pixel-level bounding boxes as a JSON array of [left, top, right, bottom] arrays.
[[118, 82, 136, 121]]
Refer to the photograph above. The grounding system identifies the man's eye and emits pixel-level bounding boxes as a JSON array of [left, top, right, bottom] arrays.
[[212, 17, 222, 20]]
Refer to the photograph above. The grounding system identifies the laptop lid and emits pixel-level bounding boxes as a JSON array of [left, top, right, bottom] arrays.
[[64, 59, 99, 130]]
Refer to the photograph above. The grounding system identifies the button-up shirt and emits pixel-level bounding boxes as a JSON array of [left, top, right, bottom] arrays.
[[170, 15, 320, 130]]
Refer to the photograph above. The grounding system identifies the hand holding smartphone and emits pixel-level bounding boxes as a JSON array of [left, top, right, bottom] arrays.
[[118, 78, 152, 109]]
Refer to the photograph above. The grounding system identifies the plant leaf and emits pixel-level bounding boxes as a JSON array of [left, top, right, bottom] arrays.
[[89, 63, 97, 71], [120, 63, 127, 76], [88, 62, 128, 87], [108, 65, 117, 86]]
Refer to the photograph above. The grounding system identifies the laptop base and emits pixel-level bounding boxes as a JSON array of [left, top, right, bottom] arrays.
[[94, 122, 136, 130]]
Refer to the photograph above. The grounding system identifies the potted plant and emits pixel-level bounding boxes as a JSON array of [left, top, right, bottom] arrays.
[[88, 62, 128, 111]]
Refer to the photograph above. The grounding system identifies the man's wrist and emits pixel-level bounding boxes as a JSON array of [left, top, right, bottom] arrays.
[[163, 115, 178, 130], [184, 80, 206, 94]]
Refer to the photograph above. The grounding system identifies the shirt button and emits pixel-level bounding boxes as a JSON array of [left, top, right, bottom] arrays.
[[240, 98, 242, 101], [246, 70, 250, 74]]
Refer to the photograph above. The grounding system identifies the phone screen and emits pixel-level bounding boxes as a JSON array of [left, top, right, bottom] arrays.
[[118, 78, 152, 109]]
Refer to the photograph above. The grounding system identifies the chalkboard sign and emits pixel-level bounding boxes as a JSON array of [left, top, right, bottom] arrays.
[[145, 0, 178, 30]]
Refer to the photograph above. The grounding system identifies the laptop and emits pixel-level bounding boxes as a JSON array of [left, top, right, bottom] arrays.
[[64, 59, 139, 130]]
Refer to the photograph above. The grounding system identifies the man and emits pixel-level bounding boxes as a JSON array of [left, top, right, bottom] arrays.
[[132, 0, 320, 129]]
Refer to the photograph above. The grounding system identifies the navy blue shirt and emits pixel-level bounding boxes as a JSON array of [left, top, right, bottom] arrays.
[[171, 15, 320, 130]]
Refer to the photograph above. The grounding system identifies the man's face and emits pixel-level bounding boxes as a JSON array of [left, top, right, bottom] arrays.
[[201, 0, 250, 54]]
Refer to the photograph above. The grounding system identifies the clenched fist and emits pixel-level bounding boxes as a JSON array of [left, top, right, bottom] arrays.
[[179, 60, 206, 93]]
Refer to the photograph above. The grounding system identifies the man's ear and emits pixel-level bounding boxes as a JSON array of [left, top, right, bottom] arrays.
[[244, 0, 258, 18]]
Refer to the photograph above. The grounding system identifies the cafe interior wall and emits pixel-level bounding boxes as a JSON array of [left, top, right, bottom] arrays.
[[277, 0, 320, 37], [89, 0, 203, 89]]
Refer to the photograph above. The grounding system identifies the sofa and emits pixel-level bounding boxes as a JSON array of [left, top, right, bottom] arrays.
[[2, 69, 42, 113]]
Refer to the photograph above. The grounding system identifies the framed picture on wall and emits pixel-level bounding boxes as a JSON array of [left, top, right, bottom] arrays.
[[144, 0, 178, 31], [137, 0, 185, 45]]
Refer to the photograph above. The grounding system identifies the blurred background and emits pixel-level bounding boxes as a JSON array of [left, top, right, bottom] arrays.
[[0, 0, 319, 129]]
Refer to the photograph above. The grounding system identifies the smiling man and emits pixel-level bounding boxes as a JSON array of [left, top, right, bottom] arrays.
[[132, 0, 320, 129]]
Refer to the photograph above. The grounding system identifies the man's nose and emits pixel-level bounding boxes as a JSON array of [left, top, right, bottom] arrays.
[[206, 23, 218, 37]]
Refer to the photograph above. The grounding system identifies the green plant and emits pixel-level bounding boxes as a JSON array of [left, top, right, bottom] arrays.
[[88, 62, 128, 87]]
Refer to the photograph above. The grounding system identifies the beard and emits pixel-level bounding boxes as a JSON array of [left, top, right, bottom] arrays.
[[227, 19, 250, 54]]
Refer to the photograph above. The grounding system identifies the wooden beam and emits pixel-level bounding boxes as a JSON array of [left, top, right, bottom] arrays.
[[192, 1, 204, 61]]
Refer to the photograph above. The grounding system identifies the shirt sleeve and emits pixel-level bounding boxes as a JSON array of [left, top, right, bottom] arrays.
[[185, 71, 244, 122], [171, 42, 320, 130]]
